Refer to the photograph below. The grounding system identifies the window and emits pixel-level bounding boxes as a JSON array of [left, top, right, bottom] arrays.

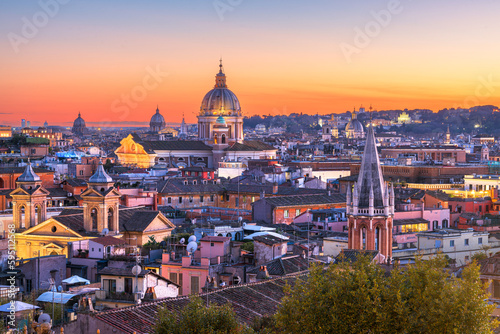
[[179, 197, 183, 204], [200, 195, 204, 202], [98, 248, 101, 252], [235, 198, 239, 207], [465, 239, 469, 246], [103, 279, 116, 293], [295, 209, 300, 216], [178, 273, 183, 294], [92, 248, 94, 252], [226, 194, 229, 201], [478, 237, 483, 245], [243, 196, 247, 203], [211, 242, 214, 247], [284, 210, 289, 218], [167, 197, 172, 204], [191, 276, 200, 294], [124, 277, 133, 294], [494, 280, 500, 299], [79, 170, 83, 176], [210, 194, 214, 202], [251, 196, 255, 203], [169, 272, 178, 284], [189, 196, 193, 203], [450, 240, 455, 247]]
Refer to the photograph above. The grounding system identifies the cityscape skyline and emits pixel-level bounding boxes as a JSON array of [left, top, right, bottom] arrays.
[[1, 1, 500, 126]]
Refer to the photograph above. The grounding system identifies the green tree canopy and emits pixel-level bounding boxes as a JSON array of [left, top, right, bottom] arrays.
[[275, 255, 497, 334], [154, 296, 252, 334]]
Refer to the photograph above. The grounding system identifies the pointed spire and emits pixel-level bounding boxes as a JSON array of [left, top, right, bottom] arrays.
[[156, 105, 160, 113], [219, 57, 224, 74], [355, 124, 385, 210]]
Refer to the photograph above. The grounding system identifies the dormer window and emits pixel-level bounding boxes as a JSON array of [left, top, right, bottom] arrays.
[[183, 180, 188, 185], [193, 180, 197, 185]]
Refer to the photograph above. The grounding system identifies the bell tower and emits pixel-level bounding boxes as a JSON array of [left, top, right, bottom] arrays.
[[10, 162, 49, 229], [81, 163, 121, 233], [346, 124, 394, 260]]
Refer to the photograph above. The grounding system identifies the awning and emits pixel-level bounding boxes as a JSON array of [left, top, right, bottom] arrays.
[[0, 301, 39, 313], [36, 292, 76, 304], [243, 231, 289, 240], [62, 275, 90, 285]]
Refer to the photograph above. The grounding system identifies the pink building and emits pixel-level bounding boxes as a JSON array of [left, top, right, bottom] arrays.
[[161, 236, 231, 295], [393, 202, 450, 247]]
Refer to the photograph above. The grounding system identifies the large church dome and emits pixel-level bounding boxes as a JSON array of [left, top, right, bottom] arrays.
[[72, 112, 87, 135], [200, 61, 241, 116], [150, 106, 166, 132]]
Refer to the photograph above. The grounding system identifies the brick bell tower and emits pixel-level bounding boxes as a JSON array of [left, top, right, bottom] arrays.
[[346, 124, 394, 260]]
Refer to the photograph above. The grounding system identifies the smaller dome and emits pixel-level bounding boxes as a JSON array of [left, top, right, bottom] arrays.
[[345, 119, 364, 133], [18, 163, 41, 182], [89, 163, 113, 183], [216, 115, 226, 124]]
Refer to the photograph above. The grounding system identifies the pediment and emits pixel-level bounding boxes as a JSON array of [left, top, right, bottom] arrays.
[[144, 213, 175, 232], [81, 188, 104, 197], [20, 218, 83, 238], [10, 188, 29, 196], [42, 242, 64, 250]]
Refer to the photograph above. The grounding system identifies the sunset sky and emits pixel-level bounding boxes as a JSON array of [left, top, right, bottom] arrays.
[[1, 0, 499, 127]]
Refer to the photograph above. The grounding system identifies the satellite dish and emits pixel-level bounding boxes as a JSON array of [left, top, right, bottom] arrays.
[[188, 235, 196, 243], [179, 238, 186, 244], [101, 228, 109, 236], [57, 285, 63, 292], [39, 313, 51, 324], [187, 241, 198, 254], [238, 216, 243, 222], [242, 222, 247, 227], [132, 265, 142, 276]]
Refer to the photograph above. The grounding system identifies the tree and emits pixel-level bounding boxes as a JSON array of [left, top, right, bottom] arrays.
[[275, 255, 497, 334], [154, 296, 252, 334]]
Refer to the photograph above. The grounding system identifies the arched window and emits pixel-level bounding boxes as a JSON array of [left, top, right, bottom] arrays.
[[108, 207, 114, 231], [91, 208, 98, 231], [442, 219, 449, 229], [221, 134, 226, 144], [375, 227, 380, 251], [19, 205, 26, 228], [361, 227, 367, 250]]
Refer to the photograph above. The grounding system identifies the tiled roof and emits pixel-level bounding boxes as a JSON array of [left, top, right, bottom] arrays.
[[247, 255, 310, 276], [120, 210, 173, 232], [425, 190, 450, 201], [91, 236, 127, 246], [156, 178, 223, 195], [478, 255, 500, 276], [258, 194, 346, 207], [94, 274, 307, 334], [225, 141, 276, 152], [223, 183, 326, 196], [253, 235, 287, 246], [0, 167, 53, 175]]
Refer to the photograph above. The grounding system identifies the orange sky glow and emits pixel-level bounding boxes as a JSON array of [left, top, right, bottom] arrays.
[[1, 1, 499, 127]]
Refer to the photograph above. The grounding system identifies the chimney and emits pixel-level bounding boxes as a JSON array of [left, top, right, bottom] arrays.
[[260, 190, 265, 199], [273, 182, 278, 195]]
